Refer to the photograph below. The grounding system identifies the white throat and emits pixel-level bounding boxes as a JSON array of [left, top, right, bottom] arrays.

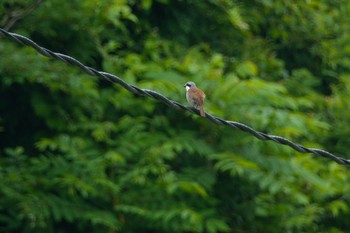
[[186, 86, 190, 91]]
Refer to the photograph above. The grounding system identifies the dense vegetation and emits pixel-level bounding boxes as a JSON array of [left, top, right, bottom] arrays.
[[1, 0, 350, 232]]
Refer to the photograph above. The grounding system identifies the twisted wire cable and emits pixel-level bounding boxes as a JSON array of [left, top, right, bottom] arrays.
[[1, 28, 349, 165]]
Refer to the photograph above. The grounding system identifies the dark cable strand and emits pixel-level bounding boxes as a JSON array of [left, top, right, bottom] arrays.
[[1, 28, 349, 165]]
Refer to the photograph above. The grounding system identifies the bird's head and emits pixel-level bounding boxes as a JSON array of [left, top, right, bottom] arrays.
[[184, 81, 196, 91]]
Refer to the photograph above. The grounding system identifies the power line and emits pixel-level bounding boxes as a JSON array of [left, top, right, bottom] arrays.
[[1, 28, 349, 165]]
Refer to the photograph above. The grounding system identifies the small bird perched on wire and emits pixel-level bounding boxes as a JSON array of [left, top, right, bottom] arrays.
[[184, 81, 206, 117]]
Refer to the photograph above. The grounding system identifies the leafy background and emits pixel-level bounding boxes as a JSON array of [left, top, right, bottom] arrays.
[[1, 0, 350, 232]]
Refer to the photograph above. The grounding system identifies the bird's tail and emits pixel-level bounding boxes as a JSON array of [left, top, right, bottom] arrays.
[[199, 105, 205, 117]]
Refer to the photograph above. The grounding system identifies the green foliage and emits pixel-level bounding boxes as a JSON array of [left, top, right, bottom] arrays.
[[1, 0, 350, 232], [321, 76, 350, 156]]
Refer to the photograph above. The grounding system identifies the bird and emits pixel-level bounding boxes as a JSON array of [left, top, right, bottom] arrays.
[[184, 81, 206, 117]]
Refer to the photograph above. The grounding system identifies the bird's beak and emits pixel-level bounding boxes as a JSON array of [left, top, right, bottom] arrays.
[[184, 84, 186, 87]]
